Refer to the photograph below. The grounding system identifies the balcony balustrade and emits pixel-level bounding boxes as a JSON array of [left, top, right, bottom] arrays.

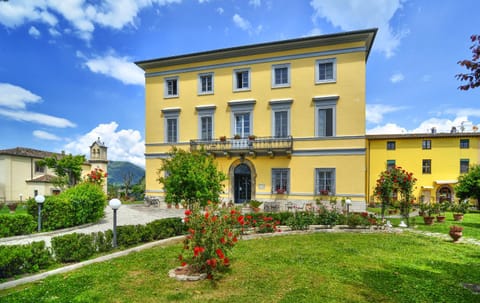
[[190, 136, 293, 158]]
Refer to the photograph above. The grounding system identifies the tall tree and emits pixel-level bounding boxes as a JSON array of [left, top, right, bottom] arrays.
[[455, 164, 480, 209], [157, 148, 226, 208], [456, 34, 480, 90], [39, 152, 85, 188], [122, 171, 134, 199]]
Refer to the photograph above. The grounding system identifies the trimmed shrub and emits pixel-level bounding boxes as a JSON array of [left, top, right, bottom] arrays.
[[0, 214, 37, 238], [51, 233, 95, 262], [26, 183, 107, 231], [286, 211, 315, 230], [93, 230, 113, 253], [147, 217, 186, 240], [0, 241, 53, 279], [315, 206, 341, 226]]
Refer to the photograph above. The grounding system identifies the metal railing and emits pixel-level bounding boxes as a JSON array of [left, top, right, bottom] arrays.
[[190, 136, 293, 156]]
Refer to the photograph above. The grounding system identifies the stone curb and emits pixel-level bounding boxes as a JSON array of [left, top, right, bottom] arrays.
[[0, 236, 185, 291]]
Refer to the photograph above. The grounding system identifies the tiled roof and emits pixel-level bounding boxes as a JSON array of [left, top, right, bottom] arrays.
[[0, 147, 62, 159], [26, 174, 57, 183]]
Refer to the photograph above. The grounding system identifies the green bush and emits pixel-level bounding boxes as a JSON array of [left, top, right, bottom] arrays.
[[26, 183, 107, 231], [0, 214, 37, 237], [286, 211, 315, 230], [147, 217, 186, 240], [51, 233, 95, 262], [315, 206, 341, 226], [0, 241, 53, 279], [93, 230, 113, 253]]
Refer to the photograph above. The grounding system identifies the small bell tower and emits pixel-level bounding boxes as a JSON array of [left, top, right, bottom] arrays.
[[89, 137, 108, 193]]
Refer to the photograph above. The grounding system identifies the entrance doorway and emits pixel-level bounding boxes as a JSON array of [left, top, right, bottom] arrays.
[[234, 164, 251, 203], [437, 186, 452, 203]]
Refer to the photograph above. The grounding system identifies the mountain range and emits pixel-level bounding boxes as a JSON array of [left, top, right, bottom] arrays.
[[107, 161, 145, 186]]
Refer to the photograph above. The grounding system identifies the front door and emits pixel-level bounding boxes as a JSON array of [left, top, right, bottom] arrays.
[[234, 164, 251, 203]]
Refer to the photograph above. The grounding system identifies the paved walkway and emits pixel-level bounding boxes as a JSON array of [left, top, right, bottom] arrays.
[[0, 204, 185, 247]]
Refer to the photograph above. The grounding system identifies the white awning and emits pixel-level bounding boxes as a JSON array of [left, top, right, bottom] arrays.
[[435, 180, 458, 185]]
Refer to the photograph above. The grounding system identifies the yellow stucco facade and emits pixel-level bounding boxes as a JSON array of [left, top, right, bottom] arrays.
[[136, 29, 377, 209], [366, 133, 480, 205]]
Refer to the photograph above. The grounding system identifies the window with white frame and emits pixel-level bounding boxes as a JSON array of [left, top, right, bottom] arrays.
[[196, 105, 216, 141], [315, 168, 335, 195], [313, 96, 338, 137], [272, 168, 290, 194], [228, 100, 255, 137], [164, 77, 179, 98], [315, 58, 336, 83], [270, 99, 292, 138], [198, 73, 214, 94], [162, 108, 181, 143], [233, 68, 250, 91], [272, 63, 290, 88]]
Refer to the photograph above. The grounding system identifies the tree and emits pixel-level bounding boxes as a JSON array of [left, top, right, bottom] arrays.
[[455, 164, 480, 209], [122, 171, 134, 199], [39, 152, 86, 188], [157, 148, 226, 208], [456, 34, 480, 90]]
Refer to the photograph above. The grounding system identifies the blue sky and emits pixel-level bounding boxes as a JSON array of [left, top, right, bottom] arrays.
[[0, 0, 479, 167]]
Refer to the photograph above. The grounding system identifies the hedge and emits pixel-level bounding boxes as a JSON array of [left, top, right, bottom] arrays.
[[0, 241, 53, 279], [0, 214, 37, 238]]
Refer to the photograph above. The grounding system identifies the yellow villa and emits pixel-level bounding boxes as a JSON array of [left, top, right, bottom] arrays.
[[136, 29, 377, 210], [366, 131, 480, 205]]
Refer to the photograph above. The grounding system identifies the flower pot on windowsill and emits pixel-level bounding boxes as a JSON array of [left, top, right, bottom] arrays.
[[219, 136, 226, 142], [234, 134, 241, 139], [276, 189, 286, 195], [248, 135, 256, 140]]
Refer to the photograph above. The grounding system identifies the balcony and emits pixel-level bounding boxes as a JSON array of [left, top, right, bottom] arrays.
[[190, 136, 293, 158]]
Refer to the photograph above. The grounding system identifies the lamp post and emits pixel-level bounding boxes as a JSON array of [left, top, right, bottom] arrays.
[[19, 193, 23, 203], [35, 195, 45, 232], [345, 198, 352, 216], [109, 198, 122, 248]]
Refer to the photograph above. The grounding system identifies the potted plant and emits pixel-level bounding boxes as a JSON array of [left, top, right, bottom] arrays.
[[248, 135, 256, 140], [422, 204, 435, 225], [234, 134, 241, 139], [435, 203, 447, 223], [450, 199, 469, 221], [248, 200, 263, 212], [219, 136, 227, 142], [276, 188, 285, 194], [7, 202, 18, 213], [449, 225, 463, 242]]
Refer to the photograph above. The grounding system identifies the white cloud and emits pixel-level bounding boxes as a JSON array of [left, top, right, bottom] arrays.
[[366, 104, 406, 124], [0, 108, 76, 128], [28, 26, 41, 38], [232, 13, 262, 35], [367, 123, 407, 134], [217, 7, 224, 15], [233, 14, 251, 31], [0, 0, 181, 41], [310, 0, 405, 58], [390, 72, 404, 83], [0, 83, 42, 109], [33, 130, 61, 141], [83, 54, 144, 86], [249, 0, 261, 8], [48, 27, 61, 37], [63, 122, 145, 167]]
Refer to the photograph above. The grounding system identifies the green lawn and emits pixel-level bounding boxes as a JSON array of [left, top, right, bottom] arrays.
[[1, 232, 479, 303]]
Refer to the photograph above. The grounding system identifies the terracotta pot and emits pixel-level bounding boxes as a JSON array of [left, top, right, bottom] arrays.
[[7, 203, 18, 213], [449, 231, 462, 242], [423, 216, 435, 225], [436, 215, 446, 223], [453, 213, 464, 221]]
